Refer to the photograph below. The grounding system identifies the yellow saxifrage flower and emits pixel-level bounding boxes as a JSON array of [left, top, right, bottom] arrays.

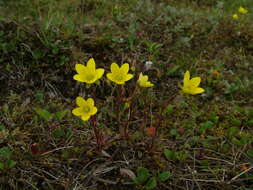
[[238, 6, 248, 14], [72, 97, 97, 121], [232, 14, 239, 20], [181, 70, 204, 95], [137, 73, 154, 88], [106, 63, 133, 85], [73, 58, 104, 84]]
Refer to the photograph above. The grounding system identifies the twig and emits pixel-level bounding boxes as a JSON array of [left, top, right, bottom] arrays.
[[41, 146, 74, 156], [229, 166, 253, 184]]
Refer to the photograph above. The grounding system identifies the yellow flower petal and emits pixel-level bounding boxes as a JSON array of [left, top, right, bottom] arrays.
[[125, 74, 134, 81], [106, 73, 114, 82], [121, 63, 129, 74], [192, 87, 205, 95], [73, 74, 85, 82], [72, 107, 83, 116], [87, 58, 96, 70], [143, 75, 148, 81], [76, 96, 86, 107], [91, 107, 97, 115], [232, 14, 239, 19], [96, 68, 105, 79], [238, 6, 248, 14], [107, 73, 124, 84], [111, 62, 120, 73], [87, 98, 94, 106], [75, 64, 86, 74], [145, 82, 154, 87], [190, 77, 201, 88], [184, 70, 190, 86], [81, 114, 91, 121]]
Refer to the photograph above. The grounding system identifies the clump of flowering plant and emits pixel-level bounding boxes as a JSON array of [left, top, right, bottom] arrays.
[[71, 57, 207, 151]]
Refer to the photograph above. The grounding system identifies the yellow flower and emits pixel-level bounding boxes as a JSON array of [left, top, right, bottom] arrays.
[[232, 14, 239, 20], [73, 58, 104, 84], [137, 73, 154, 88], [181, 70, 204, 95], [106, 63, 133, 85], [72, 97, 97, 121], [238, 6, 248, 14]]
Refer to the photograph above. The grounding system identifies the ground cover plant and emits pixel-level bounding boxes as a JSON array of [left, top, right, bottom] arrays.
[[0, 0, 253, 189]]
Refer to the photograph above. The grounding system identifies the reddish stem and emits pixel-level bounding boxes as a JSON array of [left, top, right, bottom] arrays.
[[91, 116, 101, 150]]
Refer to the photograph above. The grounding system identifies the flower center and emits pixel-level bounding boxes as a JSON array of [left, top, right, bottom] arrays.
[[114, 73, 125, 82], [85, 73, 96, 81], [82, 106, 91, 113]]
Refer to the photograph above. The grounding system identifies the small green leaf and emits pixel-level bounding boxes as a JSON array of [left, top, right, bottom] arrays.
[[6, 160, 16, 168], [52, 128, 65, 139], [231, 119, 241, 127], [35, 91, 44, 103], [246, 119, 253, 126], [245, 108, 253, 118], [55, 110, 68, 120], [0, 162, 4, 169], [175, 151, 188, 161], [164, 104, 174, 115], [170, 129, 178, 136], [247, 150, 253, 158], [134, 167, 149, 184], [227, 127, 239, 138], [232, 138, 243, 146], [65, 128, 72, 138], [0, 147, 12, 159], [166, 65, 180, 76], [200, 121, 214, 133], [158, 171, 171, 182], [145, 177, 157, 190], [34, 108, 53, 121], [164, 149, 176, 161], [0, 125, 6, 131]]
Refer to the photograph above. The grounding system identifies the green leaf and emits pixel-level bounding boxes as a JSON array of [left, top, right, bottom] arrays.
[[145, 177, 157, 190], [245, 108, 253, 118], [0, 125, 6, 131], [175, 151, 188, 161], [170, 129, 178, 136], [200, 121, 214, 133], [6, 160, 16, 168], [55, 110, 68, 120], [227, 127, 239, 138], [0, 147, 12, 159], [65, 128, 72, 138], [232, 138, 243, 146], [0, 162, 4, 169], [134, 167, 149, 184], [246, 119, 253, 126], [247, 150, 253, 158], [164, 104, 174, 115], [231, 119, 241, 127], [35, 91, 44, 103], [52, 128, 65, 139], [166, 65, 180, 76], [158, 171, 172, 182], [34, 108, 53, 121], [164, 149, 176, 161]]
